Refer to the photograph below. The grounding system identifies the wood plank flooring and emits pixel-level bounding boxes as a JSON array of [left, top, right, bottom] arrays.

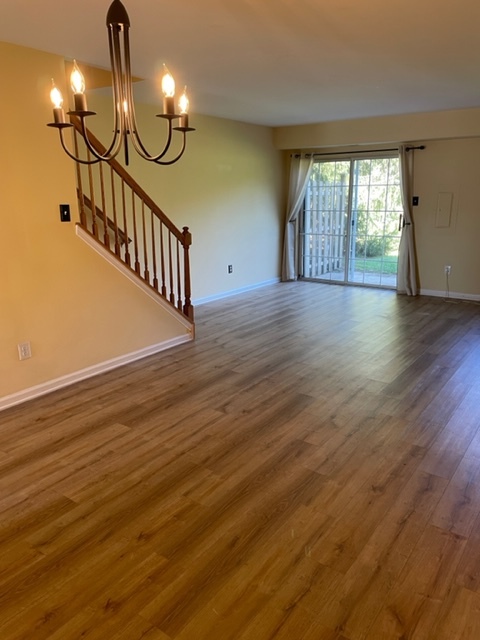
[[1, 282, 480, 639]]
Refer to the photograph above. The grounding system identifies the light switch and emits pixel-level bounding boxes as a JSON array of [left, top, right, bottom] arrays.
[[60, 204, 71, 222]]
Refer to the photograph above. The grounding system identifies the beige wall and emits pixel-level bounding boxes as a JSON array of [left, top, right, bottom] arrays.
[[413, 137, 480, 296], [274, 112, 480, 298], [0, 42, 284, 404], [86, 94, 284, 301], [274, 108, 480, 150]]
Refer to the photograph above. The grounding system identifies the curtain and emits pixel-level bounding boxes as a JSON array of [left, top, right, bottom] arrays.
[[397, 145, 419, 296], [281, 155, 314, 281]]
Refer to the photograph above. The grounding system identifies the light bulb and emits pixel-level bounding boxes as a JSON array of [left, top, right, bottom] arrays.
[[161, 65, 175, 98], [50, 82, 63, 109], [179, 87, 189, 114], [49, 78, 66, 124], [70, 60, 85, 94]]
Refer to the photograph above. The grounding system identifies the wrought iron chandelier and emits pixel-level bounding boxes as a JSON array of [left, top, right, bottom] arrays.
[[48, 0, 195, 166]]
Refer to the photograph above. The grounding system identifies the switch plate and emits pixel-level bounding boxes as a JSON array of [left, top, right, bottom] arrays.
[[59, 204, 71, 222], [412, 196, 419, 206], [228, 265, 233, 274]]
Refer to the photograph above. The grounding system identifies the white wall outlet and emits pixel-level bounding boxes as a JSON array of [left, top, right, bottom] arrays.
[[444, 265, 452, 275], [18, 342, 32, 360]]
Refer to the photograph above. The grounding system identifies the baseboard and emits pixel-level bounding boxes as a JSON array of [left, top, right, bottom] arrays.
[[420, 288, 480, 302], [0, 335, 192, 412], [193, 278, 281, 306]]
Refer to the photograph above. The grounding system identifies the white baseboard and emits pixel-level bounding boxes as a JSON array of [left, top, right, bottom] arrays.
[[0, 335, 192, 412], [193, 278, 280, 306], [420, 288, 480, 302]]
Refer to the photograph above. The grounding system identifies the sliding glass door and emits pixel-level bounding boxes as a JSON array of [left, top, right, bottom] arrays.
[[300, 155, 402, 288]]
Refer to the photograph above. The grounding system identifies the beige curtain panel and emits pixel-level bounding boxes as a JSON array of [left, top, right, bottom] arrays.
[[397, 145, 419, 296], [281, 155, 313, 281]]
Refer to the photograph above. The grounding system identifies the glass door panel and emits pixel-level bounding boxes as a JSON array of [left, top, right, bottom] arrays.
[[301, 160, 350, 281], [348, 158, 402, 287]]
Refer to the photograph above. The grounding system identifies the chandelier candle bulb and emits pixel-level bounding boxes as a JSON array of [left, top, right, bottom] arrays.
[[70, 60, 87, 111], [162, 66, 176, 116], [50, 82, 66, 124], [179, 87, 189, 128]]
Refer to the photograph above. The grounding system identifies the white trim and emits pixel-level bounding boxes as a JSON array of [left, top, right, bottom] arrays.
[[419, 288, 480, 302], [76, 225, 194, 331], [193, 278, 280, 306], [0, 335, 192, 412]]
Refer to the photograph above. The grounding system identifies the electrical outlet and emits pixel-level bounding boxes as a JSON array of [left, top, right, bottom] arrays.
[[228, 265, 233, 274], [18, 341, 32, 360], [444, 265, 452, 275]]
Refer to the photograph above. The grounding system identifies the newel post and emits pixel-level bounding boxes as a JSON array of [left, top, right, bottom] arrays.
[[182, 226, 194, 320]]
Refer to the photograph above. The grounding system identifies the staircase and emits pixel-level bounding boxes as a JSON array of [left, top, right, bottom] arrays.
[[72, 119, 194, 325]]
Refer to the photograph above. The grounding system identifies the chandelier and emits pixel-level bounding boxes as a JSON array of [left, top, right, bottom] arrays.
[[47, 0, 195, 166]]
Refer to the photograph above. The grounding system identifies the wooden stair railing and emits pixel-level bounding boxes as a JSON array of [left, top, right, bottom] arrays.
[[79, 191, 131, 246], [71, 119, 193, 322]]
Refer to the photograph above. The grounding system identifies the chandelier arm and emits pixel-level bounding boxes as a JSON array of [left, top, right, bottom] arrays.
[[152, 132, 187, 165], [128, 116, 177, 162], [64, 26, 124, 164], [78, 25, 125, 162], [58, 128, 102, 165], [119, 22, 136, 164], [107, 24, 125, 149], [78, 116, 123, 163], [68, 27, 125, 164], [120, 28, 177, 163], [68, 26, 125, 163]]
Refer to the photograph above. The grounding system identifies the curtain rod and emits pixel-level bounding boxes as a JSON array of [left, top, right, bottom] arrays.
[[291, 145, 425, 158]]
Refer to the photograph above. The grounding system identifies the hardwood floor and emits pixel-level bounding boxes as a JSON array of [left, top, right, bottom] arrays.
[[1, 282, 480, 639]]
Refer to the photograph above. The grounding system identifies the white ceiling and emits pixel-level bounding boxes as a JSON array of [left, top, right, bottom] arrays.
[[2, 0, 480, 127]]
